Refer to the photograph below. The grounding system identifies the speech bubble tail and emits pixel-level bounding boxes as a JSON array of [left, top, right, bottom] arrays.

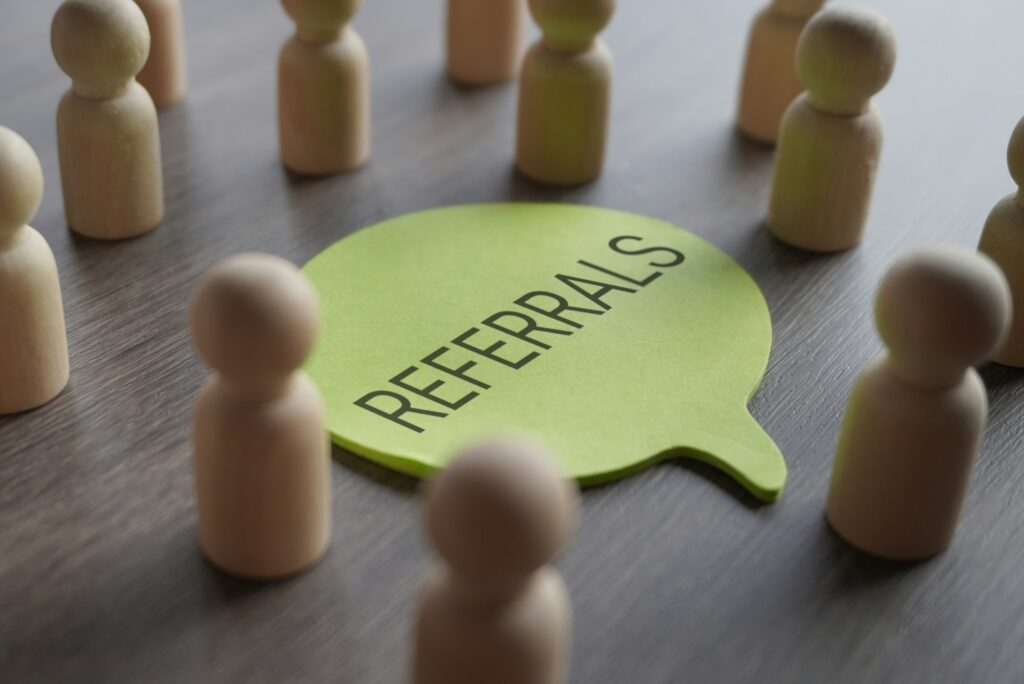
[[669, 410, 787, 503]]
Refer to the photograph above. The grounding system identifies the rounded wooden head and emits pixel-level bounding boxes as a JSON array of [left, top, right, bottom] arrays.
[[875, 245, 1010, 387], [529, 0, 616, 53], [0, 127, 43, 237], [771, 0, 826, 19], [796, 5, 895, 115], [425, 438, 578, 589], [1008, 116, 1024, 191], [190, 253, 319, 400], [52, 0, 150, 98], [281, 0, 361, 41]]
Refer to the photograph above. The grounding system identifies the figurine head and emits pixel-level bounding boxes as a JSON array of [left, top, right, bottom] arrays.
[[771, 0, 826, 20], [425, 437, 579, 596], [0, 127, 44, 240], [52, 0, 151, 98], [281, 0, 361, 42], [1008, 116, 1024, 197], [529, 0, 616, 53], [190, 253, 320, 401], [876, 245, 1010, 387], [796, 5, 896, 115]]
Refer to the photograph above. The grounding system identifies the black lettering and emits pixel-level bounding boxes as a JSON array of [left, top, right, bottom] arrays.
[[482, 311, 573, 350], [555, 273, 636, 310], [453, 328, 538, 369], [609, 235, 685, 268], [578, 259, 661, 287], [422, 347, 491, 389], [354, 390, 447, 433], [390, 366, 478, 409], [514, 291, 604, 329]]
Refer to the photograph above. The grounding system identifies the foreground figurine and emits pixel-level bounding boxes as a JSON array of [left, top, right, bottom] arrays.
[[516, 0, 615, 185], [0, 127, 70, 415], [447, 0, 523, 85], [415, 438, 578, 684], [190, 253, 331, 579], [278, 0, 370, 175], [736, 0, 825, 145], [827, 246, 1010, 560], [52, 0, 165, 239], [767, 5, 896, 251], [978, 116, 1024, 367], [134, 0, 187, 108]]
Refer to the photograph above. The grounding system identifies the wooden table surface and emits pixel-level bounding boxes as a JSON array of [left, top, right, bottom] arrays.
[[3, 1, 1024, 682]]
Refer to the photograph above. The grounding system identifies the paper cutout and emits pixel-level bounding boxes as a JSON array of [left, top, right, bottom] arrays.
[[303, 204, 786, 501]]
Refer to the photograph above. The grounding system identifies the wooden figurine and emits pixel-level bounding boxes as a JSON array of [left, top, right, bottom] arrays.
[[978, 116, 1024, 367], [736, 0, 825, 145], [190, 253, 331, 580], [0, 127, 70, 415], [278, 0, 370, 175], [516, 0, 615, 185], [51, 0, 165, 240], [415, 438, 578, 684], [767, 5, 896, 252], [135, 0, 187, 108], [827, 246, 1010, 560], [447, 0, 524, 85]]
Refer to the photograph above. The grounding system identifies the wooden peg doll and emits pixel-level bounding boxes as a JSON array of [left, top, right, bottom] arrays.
[[767, 5, 896, 252], [415, 438, 579, 684], [52, 0, 165, 240], [978, 116, 1024, 367], [0, 127, 70, 414], [190, 253, 331, 579], [736, 0, 826, 144], [447, 0, 524, 85], [135, 0, 188, 108], [278, 0, 370, 175], [516, 0, 616, 185], [827, 246, 1010, 560]]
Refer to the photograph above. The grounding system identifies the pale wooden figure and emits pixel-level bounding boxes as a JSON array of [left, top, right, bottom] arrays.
[[415, 438, 579, 684], [52, 0, 165, 240], [135, 0, 187, 108], [0, 128, 69, 415], [190, 253, 331, 580], [827, 246, 1010, 560], [278, 0, 370, 175], [767, 6, 896, 252], [516, 0, 615, 185], [447, 0, 524, 85], [978, 116, 1024, 367], [736, 0, 826, 145]]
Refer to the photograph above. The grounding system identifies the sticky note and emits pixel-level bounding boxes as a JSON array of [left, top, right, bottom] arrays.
[[303, 204, 786, 501]]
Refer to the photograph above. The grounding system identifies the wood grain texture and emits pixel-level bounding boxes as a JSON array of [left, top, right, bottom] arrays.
[[2, 1, 1024, 682]]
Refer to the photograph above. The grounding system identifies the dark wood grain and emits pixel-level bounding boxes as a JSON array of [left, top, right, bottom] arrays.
[[3, 1, 1024, 682]]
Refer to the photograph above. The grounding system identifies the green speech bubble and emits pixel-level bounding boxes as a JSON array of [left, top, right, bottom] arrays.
[[303, 204, 786, 501]]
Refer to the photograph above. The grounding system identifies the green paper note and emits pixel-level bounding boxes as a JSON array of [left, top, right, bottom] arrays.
[[303, 204, 786, 501]]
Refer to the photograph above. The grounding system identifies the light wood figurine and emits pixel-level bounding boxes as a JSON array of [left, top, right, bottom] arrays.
[[278, 0, 370, 175], [827, 246, 1010, 560], [135, 0, 187, 108], [0, 127, 70, 415], [190, 253, 331, 580], [767, 5, 896, 252], [978, 115, 1024, 367], [415, 438, 578, 684], [736, 0, 826, 145], [52, 0, 165, 240], [447, 0, 524, 85], [516, 0, 615, 185]]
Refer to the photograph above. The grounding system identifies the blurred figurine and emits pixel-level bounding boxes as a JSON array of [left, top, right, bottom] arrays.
[[135, 0, 187, 108], [447, 0, 524, 85], [0, 127, 70, 414], [827, 246, 1010, 560], [978, 115, 1024, 367], [415, 438, 578, 684]]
